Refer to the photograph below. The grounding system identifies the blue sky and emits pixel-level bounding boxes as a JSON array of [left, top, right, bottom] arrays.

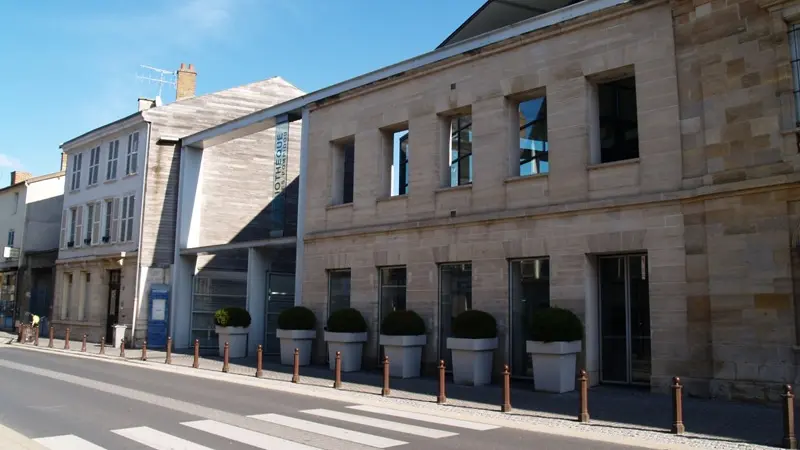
[[0, 0, 484, 185]]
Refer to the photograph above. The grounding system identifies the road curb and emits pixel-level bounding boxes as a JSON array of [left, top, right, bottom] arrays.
[[2, 342, 716, 450]]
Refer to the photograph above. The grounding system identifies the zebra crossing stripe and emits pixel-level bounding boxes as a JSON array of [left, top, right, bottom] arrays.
[[301, 408, 458, 438], [34, 435, 107, 450], [182, 419, 323, 450], [250, 413, 408, 448], [112, 426, 214, 450], [347, 405, 501, 430]]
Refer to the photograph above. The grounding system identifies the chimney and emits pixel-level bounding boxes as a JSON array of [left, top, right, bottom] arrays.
[[60, 152, 68, 172], [10, 171, 32, 185], [176, 63, 197, 100], [138, 98, 157, 111]]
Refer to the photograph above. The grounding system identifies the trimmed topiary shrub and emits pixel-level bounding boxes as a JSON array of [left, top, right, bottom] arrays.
[[451, 310, 497, 339], [529, 307, 583, 343], [326, 308, 368, 333], [380, 310, 426, 336], [278, 306, 317, 330], [214, 307, 252, 328]]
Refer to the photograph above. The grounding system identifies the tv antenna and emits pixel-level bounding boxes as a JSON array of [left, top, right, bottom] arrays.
[[136, 65, 176, 100]]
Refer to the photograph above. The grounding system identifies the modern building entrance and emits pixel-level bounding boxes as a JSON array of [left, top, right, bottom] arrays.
[[598, 254, 651, 385], [438, 263, 472, 370], [509, 258, 550, 378], [264, 272, 294, 355]]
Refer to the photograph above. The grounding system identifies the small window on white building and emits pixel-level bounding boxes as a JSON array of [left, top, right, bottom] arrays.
[[68, 207, 77, 247], [119, 194, 135, 242], [106, 140, 119, 181], [61, 272, 72, 320], [88, 146, 100, 186], [13, 192, 19, 215], [7, 229, 14, 247], [126, 132, 139, 176], [102, 199, 114, 243], [78, 272, 89, 321], [85, 203, 94, 245], [70, 153, 83, 191]]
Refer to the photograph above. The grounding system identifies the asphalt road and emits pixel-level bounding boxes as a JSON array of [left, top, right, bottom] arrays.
[[0, 346, 645, 449]]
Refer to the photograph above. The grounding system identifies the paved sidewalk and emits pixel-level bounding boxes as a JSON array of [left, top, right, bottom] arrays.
[[0, 423, 48, 450], [4, 331, 790, 449]]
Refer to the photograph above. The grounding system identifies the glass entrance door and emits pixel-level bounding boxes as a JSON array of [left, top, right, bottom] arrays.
[[509, 258, 550, 378], [438, 263, 472, 370], [265, 273, 295, 356], [598, 254, 651, 385]]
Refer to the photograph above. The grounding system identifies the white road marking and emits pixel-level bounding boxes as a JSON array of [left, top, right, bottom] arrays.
[[301, 408, 458, 438], [112, 426, 214, 449], [182, 419, 323, 450], [250, 413, 408, 448], [34, 434, 107, 450], [347, 405, 501, 430]]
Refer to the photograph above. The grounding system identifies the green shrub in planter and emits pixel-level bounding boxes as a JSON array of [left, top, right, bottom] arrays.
[[214, 307, 252, 328], [278, 306, 316, 330], [326, 308, 368, 333], [381, 310, 426, 336], [529, 307, 583, 342], [452, 310, 497, 339]]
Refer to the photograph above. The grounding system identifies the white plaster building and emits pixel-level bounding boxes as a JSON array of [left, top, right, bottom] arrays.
[[0, 168, 65, 330]]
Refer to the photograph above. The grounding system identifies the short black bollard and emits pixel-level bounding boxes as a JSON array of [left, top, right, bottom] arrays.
[[578, 369, 590, 423], [192, 339, 199, 368], [256, 344, 263, 378], [382, 356, 390, 397], [501, 364, 511, 413], [119, 338, 125, 358], [333, 351, 342, 389], [165, 337, 172, 364], [222, 342, 230, 373], [141, 340, 147, 361], [671, 377, 685, 435], [81, 334, 87, 352], [437, 360, 447, 404], [100, 337, 105, 355], [291, 348, 299, 383], [48, 326, 54, 348], [64, 328, 70, 350]]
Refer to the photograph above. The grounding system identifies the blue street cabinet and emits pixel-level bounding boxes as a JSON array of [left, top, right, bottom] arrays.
[[147, 284, 170, 349]]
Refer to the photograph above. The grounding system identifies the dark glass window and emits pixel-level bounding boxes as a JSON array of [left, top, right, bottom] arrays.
[[598, 77, 639, 163], [342, 143, 354, 204], [519, 98, 548, 175], [449, 116, 473, 186]]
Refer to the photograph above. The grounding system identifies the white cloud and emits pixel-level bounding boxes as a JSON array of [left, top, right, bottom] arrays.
[[0, 154, 22, 170]]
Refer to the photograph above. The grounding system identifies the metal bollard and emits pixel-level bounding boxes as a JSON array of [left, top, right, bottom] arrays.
[[222, 342, 230, 373], [382, 356, 391, 397], [192, 339, 199, 368], [671, 377, 685, 435], [119, 339, 125, 358], [48, 326, 54, 348], [501, 364, 512, 413], [437, 360, 447, 404], [81, 334, 87, 352], [783, 385, 797, 449], [64, 328, 70, 350], [291, 348, 299, 383], [34, 328, 39, 346], [165, 337, 172, 364], [141, 340, 147, 361], [578, 369, 590, 423], [256, 344, 263, 378], [333, 351, 342, 389], [100, 337, 105, 355]]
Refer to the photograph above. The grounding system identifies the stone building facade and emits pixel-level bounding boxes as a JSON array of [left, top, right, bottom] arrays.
[[297, 0, 800, 402]]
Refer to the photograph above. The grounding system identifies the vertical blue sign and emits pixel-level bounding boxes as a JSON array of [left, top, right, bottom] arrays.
[[271, 118, 289, 237], [147, 285, 169, 348]]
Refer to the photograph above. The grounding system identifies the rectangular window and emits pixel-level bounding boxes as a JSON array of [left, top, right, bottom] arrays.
[[449, 115, 473, 187], [106, 140, 119, 180], [518, 97, 549, 176], [393, 131, 409, 196], [439, 263, 472, 367], [85, 203, 94, 245], [61, 272, 72, 320], [119, 194, 135, 242], [331, 140, 355, 205], [126, 132, 139, 175], [597, 76, 639, 164], [103, 199, 113, 243], [13, 192, 18, 215], [68, 207, 77, 246], [790, 23, 800, 126], [510, 258, 550, 377], [6, 229, 14, 247], [379, 267, 407, 328], [328, 270, 351, 314], [78, 272, 89, 321], [70, 153, 82, 191], [88, 146, 100, 186]]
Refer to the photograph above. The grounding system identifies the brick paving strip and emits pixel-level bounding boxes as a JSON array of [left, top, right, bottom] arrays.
[[1, 331, 788, 450]]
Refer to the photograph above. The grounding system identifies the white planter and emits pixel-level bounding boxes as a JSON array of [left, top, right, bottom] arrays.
[[324, 331, 367, 372], [526, 340, 582, 393], [277, 329, 316, 366], [112, 324, 127, 348], [380, 334, 427, 378], [446, 337, 498, 386], [216, 326, 250, 358]]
